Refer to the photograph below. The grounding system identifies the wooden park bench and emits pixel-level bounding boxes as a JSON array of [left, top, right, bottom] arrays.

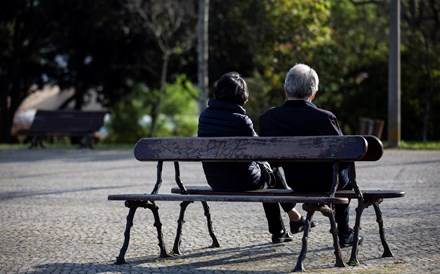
[[17, 110, 107, 148], [108, 135, 405, 272]]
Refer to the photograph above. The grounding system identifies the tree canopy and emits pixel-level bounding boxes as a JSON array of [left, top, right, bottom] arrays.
[[1, 0, 439, 143]]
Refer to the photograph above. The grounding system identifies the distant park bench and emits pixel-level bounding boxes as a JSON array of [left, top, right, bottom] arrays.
[[108, 135, 405, 272], [17, 110, 107, 148]]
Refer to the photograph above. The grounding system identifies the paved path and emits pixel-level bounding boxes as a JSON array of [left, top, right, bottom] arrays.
[[0, 148, 439, 273]]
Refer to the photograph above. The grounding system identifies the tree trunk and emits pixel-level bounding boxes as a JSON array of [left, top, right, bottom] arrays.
[[422, 35, 433, 142], [0, 89, 12, 143], [197, 0, 209, 114]]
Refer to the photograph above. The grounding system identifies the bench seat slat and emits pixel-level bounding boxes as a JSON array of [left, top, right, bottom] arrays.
[[108, 193, 349, 204], [335, 189, 405, 199], [134, 136, 368, 162], [170, 186, 405, 199]]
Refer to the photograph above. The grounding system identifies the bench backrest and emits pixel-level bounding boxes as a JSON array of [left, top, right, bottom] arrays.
[[30, 110, 107, 133], [134, 136, 382, 162]]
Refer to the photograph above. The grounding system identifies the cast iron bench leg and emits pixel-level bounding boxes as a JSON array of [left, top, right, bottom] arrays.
[[173, 201, 193, 255], [372, 200, 393, 257], [173, 201, 221, 255], [293, 209, 315, 272], [201, 201, 220, 248], [349, 199, 365, 266], [321, 205, 345, 268], [29, 136, 45, 149], [115, 201, 169, 264], [79, 135, 94, 149], [115, 202, 138, 264], [146, 201, 169, 258], [347, 167, 365, 266], [294, 204, 346, 272]]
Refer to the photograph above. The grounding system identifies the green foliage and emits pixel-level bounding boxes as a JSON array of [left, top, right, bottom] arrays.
[[399, 0, 440, 140], [2, 0, 440, 144], [156, 75, 199, 137], [255, 0, 333, 90], [245, 71, 286, 133], [106, 75, 198, 143], [312, 1, 389, 134], [220, 0, 334, 132], [398, 141, 440, 150], [105, 81, 150, 143]]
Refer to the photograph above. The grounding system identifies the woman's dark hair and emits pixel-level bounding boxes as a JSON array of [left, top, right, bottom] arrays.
[[214, 72, 249, 105]]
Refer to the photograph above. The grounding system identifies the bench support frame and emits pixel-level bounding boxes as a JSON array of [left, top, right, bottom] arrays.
[[115, 200, 169, 265], [347, 160, 395, 266], [172, 201, 220, 255], [293, 204, 346, 272], [109, 136, 405, 272]]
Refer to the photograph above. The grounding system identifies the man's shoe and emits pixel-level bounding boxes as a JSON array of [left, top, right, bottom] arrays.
[[272, 229, 294, 243], [339, 227, 364, 248], [290, 216, 318, 234]]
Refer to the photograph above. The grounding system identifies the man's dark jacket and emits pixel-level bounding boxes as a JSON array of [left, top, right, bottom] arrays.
[[259, 99, 343, 192], [198, 99, 261, 191]]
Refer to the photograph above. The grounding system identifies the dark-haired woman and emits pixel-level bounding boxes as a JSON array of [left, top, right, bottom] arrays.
[[198, 72, 311, 243]]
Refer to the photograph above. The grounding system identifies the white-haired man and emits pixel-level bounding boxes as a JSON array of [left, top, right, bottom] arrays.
[[259, 63, 363, 247]]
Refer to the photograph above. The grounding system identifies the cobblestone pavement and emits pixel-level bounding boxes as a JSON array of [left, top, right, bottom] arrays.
[[0, 148, 439, 274]]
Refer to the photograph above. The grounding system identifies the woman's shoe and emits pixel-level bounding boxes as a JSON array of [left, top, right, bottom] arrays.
[[338, 227, 364, 247], [290, 216, 318, 234], [272, 229, 294, 243]]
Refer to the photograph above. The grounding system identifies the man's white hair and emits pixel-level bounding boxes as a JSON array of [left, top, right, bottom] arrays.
[[284, 63, 319, 99]]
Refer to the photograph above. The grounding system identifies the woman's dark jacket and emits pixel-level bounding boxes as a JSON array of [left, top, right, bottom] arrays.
[[198, 99, 262, 191]]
